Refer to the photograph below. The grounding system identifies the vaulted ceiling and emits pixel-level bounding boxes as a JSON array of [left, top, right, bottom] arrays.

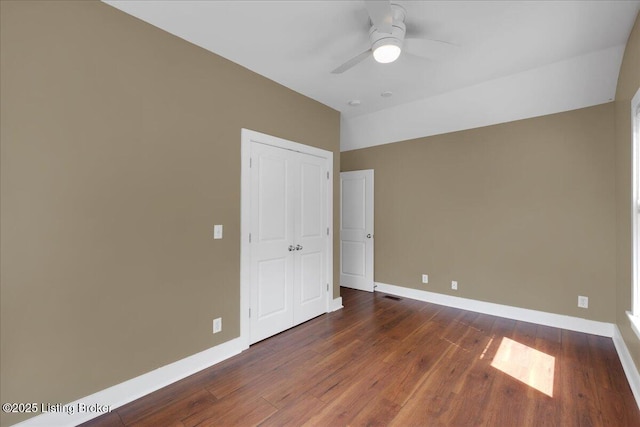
[[104, 1, 640, 150]]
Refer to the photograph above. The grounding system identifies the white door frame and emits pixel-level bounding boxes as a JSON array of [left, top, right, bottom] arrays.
[[240, 128, 333, 348], [632, 88, 640, 317]]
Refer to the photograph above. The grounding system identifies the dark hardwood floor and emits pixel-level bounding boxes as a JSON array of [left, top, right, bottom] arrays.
[[82, 287, 640, 426]]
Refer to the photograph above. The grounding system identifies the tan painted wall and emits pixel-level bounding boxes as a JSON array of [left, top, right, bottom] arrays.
[[615, 14, 640, 373], [342, 103, 617, 323], [0, 1, 339, 425]]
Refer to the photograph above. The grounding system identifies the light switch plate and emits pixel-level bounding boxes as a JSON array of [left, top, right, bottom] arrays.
[[214, 225, 223, 239]]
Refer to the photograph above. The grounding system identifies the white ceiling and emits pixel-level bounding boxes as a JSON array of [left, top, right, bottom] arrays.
[[104, 1, 640, 150]]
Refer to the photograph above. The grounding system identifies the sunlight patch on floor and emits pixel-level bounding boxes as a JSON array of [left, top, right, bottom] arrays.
[[490, 337, 555, 397]]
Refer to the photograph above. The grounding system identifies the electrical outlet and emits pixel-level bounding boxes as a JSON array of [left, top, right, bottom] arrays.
[[578, 296, 589, 309], [213, 225, 223, 239], [213, 317, 222, 333], [422, 274, 429, 284], [451, 281, 458, 290]]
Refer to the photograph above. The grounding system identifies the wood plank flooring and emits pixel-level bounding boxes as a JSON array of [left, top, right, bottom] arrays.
[[82, 288, 640, 426]]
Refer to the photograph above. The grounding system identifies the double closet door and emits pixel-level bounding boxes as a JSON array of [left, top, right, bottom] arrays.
[[250, 141, 329, 344]]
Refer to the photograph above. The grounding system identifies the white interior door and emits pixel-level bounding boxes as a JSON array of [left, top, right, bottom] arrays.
[[250, 142, 296, 343], [249, 140, 329, 344], [340, 170, 374, 292], [294, 155, 328, 324]]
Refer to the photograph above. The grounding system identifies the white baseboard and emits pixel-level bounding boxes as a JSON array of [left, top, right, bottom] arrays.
[[331, 296, 343, 312], [374, 282, 615, 337], [13, 338, 248, 427], [613, 325, 640, 410]]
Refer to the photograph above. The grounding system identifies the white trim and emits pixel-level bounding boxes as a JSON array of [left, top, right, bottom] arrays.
[[243, 128, 333, 159], [240, 130, 252, 349], [326, 155, 334, 314], [632, 87, 640, 316], [330, 296, 344, 312], [374, 282, 614, 337], [627, 311, 640, 342], [240, 129, 334, 347], [613, 324, 640, 410], [12, 338, 247, 427]]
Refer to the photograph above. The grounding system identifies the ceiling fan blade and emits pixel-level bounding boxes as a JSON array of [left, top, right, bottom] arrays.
[[404, 38, 458, 61], [331, 49, 371, 74], [364, 0, 393, 33]]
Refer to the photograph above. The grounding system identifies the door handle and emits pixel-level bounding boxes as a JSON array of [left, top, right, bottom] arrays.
[[366, 234, 372, 238], [296, 244, 303, 251], [288, 245, 296, 251]]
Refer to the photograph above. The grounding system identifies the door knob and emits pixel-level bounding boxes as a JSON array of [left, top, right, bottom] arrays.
[[288, 245, 295, 251], [296, 245, 303, 251], [367, 234, 372, 238]]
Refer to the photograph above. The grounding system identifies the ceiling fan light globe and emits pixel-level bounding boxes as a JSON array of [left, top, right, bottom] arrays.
[[373, 43, 401, 63]]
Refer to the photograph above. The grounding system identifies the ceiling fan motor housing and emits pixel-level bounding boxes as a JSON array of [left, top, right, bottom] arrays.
[[369, 20, 406, 54], [369, 3, 407, 61]]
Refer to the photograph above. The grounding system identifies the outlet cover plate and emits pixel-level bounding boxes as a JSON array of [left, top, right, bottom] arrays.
[[451, 281, 458, 290], [213, 317, 222, 333], [422, 274, 429, 284], [578, 296, 589, 309]]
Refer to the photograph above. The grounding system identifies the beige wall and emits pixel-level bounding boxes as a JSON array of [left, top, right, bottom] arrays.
[[2, 0, 637, 424], [0, 1, 339, 425], [342, 103, 617, 323], [616, 15, 640, 373]]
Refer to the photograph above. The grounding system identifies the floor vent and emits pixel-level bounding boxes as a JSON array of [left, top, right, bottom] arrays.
[[384, 295, 401, 301]]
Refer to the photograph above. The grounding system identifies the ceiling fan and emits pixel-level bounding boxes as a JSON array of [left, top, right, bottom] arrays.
[[331, 0, 456, 74]]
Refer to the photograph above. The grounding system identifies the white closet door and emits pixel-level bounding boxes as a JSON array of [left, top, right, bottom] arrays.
[[250, 142, 296, 343], [249, 141, 329, 344], [294, 154, 327, 324]]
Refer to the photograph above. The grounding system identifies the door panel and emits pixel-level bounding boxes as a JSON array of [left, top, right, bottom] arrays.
[[300, 252, 323, 303], [258, 156, 288, 241], [257, 258, 288, 317], [300, 161, 323, 238], [341, 241, 366, 276], [340, 170, 374, 292], [341, 178, 366, 230]]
